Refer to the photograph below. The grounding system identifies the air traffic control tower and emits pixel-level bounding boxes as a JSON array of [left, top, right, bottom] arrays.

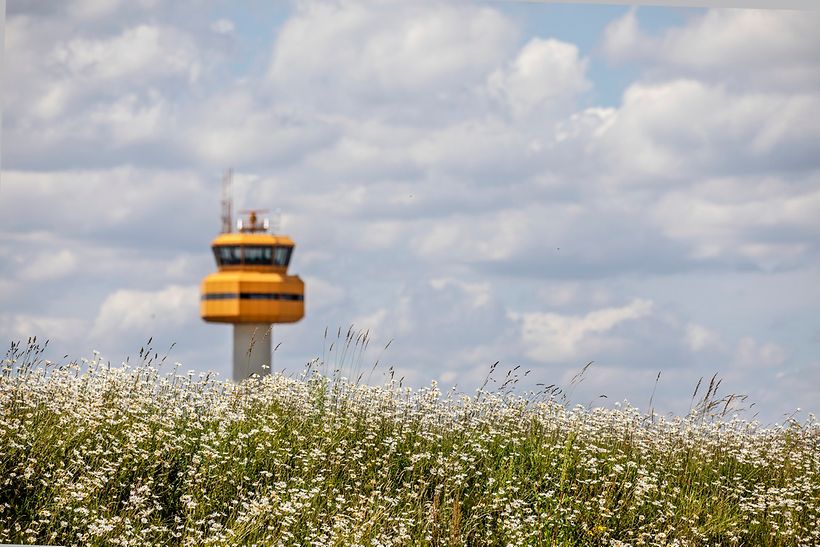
[[200, 172, 305, 381]]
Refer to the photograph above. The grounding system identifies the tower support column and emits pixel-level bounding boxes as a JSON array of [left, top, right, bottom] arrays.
[[233, 323, 272, 382]]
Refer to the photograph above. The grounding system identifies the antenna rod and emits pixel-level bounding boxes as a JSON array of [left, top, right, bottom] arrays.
[[221, 168, 233, 233]]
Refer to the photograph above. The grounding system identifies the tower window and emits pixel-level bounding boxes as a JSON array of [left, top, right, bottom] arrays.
[[214, 246, 241, 266], [244, 246, 273, 265], [273, 246, 292, 267], [212, 245, 292, 266]]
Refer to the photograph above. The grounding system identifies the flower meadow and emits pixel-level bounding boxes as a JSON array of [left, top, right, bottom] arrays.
[[1, 338, 818, 546]]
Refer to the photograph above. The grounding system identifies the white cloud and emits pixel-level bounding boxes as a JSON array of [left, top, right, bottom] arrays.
[[685, 323, 722, 352], [592, 80, 820, 180], [92, 284, 198, 338], [350, 308, 390, 336], [51, 24, 199, 84], [651, 176, 820, 268], [772, 361, 820, 409], [535, 282, 612, 309], [603, 9, 820, 91], [210, 18, 235, 35], [32, 83, 71, 121], [0, 314, 88, 344], [87, 91, 169, 145], [303, 277, 346, 312], [1, 168, 209, 237], [70, 0, 124, 20], [3, 17, 207, 165], [0, 280, 17, 303], [513, 299, 654, 363], [600, 9, 647, 63], [733, 336, 788, 370], [412, 206, 543, 263], [430, 278, 491, 308], [268, 1, 518, 116], [488, 38, 589, 120], [181, 89, 338, 168], [356, 220, 405, 250], [439, 370, 458, 384], [18, 249, 79, 282]]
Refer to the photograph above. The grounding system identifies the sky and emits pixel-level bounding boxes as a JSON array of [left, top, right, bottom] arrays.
[[1, 0, 819, 423]]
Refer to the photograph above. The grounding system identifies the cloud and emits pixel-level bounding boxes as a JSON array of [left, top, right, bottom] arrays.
[[180, 90, 339, 169], [8, 0, 158, 19], [733, 336, 788, 370], [513, 299, 654, 363], [350, 308, 392, 337], [651, 175, 820, 269], [3, 13, 217, 169], [430, 278, 492, 308], [51, 24, 199, 85], [603, 9, 820, 91], [1, 168, 211, 248], [685, 323, 723, 353], [303, 276, 347, 312], [18, 249, 79, 282], [770, 360, 820, 418], [600, 8, 647, 63], [588, 80, 820, 181], [268, 1, 518, 118], [488, 37, 590, 120], [0, 314, 87, 345], [210, 18, 235, 35], [5, 21, 200, 124], [92, 284, 198, 338]]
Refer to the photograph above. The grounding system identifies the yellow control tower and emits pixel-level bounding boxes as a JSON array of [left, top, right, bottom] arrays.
[[200, 172, 304, 381]]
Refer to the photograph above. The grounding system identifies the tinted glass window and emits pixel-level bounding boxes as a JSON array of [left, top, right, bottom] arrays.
[[244, 246, 273, 265], [273, 246, 292, 267], [214, 246, 241, 266]]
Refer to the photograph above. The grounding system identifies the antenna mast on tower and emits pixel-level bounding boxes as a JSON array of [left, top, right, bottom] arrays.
[[220, 168, 233, 234]]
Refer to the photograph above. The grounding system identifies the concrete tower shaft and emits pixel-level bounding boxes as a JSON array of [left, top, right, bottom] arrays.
[[233, 323, 273, 382]]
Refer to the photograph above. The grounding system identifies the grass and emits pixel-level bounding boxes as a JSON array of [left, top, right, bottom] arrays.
[[0, 336, 818, 546]]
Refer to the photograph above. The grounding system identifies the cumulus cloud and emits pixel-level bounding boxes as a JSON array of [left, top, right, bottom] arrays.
[[5, 21, 200, 123], [210, 18, 235, 35], [513, 299, 654, 363], [303, 276, 347, 312], [51, 25, 199, 84], [0, 314, 87, 345], [1, 168, 211, 245], [586, 80, 820, 182], [601, 8, 647, 63], [180, 90, 338, 168], [8, 0, 159, 19], [268, 1, 518, 116], [18, 249, 79, 282], [685, 323, 723, 353], [651, 175, 820, 269], [488, 38, 589, 120], [92, 284, 199, 338], [603, 9, 820, 91], [429, 278, 492, 308], [732, 336, 788, 370], [3, 10, 220, 169]]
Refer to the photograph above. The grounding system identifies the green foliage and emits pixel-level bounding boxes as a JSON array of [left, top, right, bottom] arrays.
[[1, 339, 818, 546]]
